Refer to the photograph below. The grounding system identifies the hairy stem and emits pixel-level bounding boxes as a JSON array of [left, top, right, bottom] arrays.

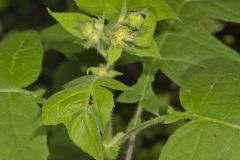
[[124, 59, 157, 160], [108, 116, 167, 149], [125, 106, 143, 160], [104, 117, 113, 144]]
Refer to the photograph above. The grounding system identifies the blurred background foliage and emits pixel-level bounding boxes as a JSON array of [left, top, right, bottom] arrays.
[[1, 0, 240, 159]]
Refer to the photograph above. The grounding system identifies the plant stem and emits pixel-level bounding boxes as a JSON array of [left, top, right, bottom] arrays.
[[125, 133, 137, 160], [125, 106, 142, 160], [104, 117, 113, 144], [124, 59, 157, 160], [107, 116, 167, 149]]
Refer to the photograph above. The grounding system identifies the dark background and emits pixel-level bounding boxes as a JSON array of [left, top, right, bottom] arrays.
[[1, 0, 240, 159]]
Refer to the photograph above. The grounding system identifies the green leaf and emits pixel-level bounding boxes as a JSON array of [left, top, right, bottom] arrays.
[[200, 17, 225, 34], [0, 93, 48, 160], [0, 31, 48, 159], [133, 11, 156, 47], [156, 21, 240, 86], [107, 46, 122, 68], [41, 75, 128, 159], [152, 0, 240, 86], [97, 77, 130, 91], [127, 39, 160, 58], [118, 60, 159, 115], [48, 9, 92, 38], [92, 85, 114, 131], [41, 87, 89, 124], [160, 61, 240, 160], [64, 75, 129, 91], [52, 60, 83, 92], [127, 0, 177, 21], [63, 75, 97, 89], [41, 85, 104, 160], [40, 24, 84, 56], [0, 31, 43, 88], [48, 125, 92, 160], [66, 111, 104, 160], [64, 76, 128, 128], [75, 0, 176, 21], [75, 0, 122, 20], [168, 0, 240, 23]]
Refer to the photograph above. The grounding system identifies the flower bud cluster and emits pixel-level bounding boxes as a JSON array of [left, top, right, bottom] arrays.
[[78, 19, 106, 49], [112, 11, 145, 47]]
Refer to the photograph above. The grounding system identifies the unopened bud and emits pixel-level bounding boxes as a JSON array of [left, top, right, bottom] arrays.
[[128, 13, 144, 28], [89, 33, 100, 44], [95, 20, 104, 31], [81, 23, 94, 38]]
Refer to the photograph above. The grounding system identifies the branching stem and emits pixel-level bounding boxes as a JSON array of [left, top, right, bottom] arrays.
[[107, 116, 167, 149]]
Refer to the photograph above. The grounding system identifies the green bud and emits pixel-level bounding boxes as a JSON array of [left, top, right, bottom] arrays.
[[128, 13, 144, 28], [87, 65, 108, 77], [95, 20, 104, 31], [81, 22, 94, 38], [89, 33, 100, 44]]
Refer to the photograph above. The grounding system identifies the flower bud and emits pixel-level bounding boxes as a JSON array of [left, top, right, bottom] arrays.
[[95, 20, 104, 31], [89, 33, 100, 44], [128, 13, 144, 28], [81, 23, 94, 38], [113, 26, 133, 46]]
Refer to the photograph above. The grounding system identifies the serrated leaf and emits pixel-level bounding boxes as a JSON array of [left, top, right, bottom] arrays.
[[42, 75, 128, 159], [48, 9, 92, 38], [41, 87, 89, 125], [160, 61, 240, 160], [155, 0, 240, 86], [0, 93, 48, 160], [75, 0, 176, 21], [41, 85, 104, 160], [156, 21, 240, 86], [155, 3, 240, 86], [92, 85, 114, 131], [118, 60, 159, 115], [47, 125, 92, 160], [0, 31, 43, 88], [66, 111, 104, 160]]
